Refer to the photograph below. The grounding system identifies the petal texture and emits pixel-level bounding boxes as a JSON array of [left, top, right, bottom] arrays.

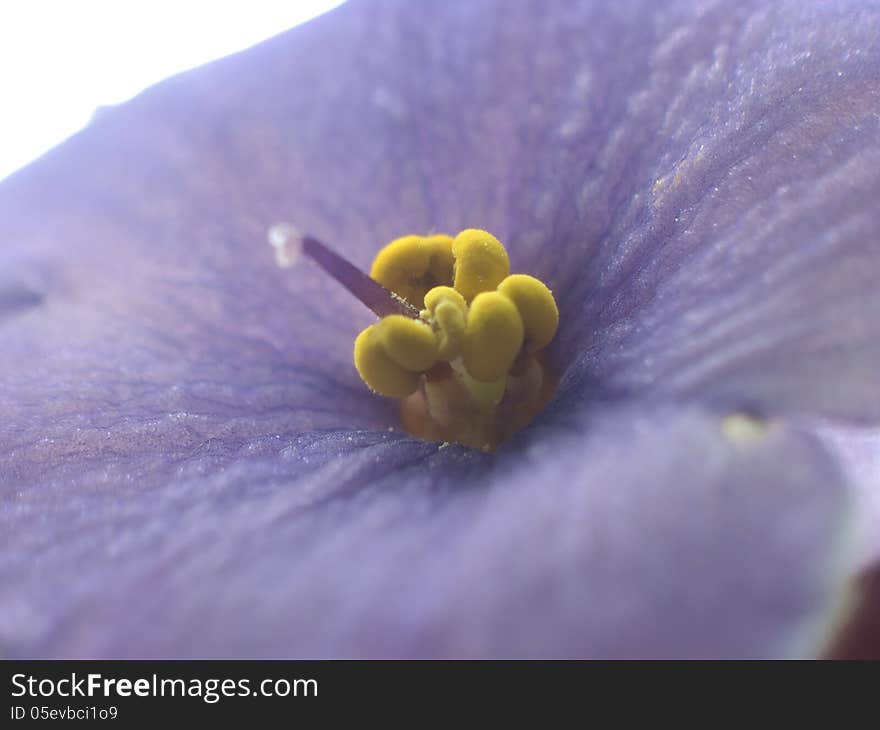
[[0, 403, 854, 658], [1, 0, 878, 439], [0, 0, 876, 657], [819, 425, 880, 567]]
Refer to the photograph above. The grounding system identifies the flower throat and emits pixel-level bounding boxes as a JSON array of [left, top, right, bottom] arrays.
[[269, 226, 558, 450]]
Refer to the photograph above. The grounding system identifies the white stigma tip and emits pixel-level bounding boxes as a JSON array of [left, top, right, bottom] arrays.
[[268, 222, 304, 268]]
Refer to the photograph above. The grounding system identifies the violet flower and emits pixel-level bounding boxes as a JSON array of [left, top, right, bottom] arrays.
[[1, 0, 879, 658]]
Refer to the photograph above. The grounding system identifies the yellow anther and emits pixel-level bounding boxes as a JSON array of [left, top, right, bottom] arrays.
[[354, 325, 421, 398], [278, 223, 558, 448], [461, 291, 524, 382], [423, 285, 468, 360], [423, 285, 467, 314], [369, 234, 455, 308], [451, 229, 510, 303], [496, 274, 559, 351], [375, 315, 438, 373]]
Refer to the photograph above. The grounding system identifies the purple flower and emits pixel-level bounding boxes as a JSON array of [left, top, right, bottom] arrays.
[[1, 0, 879, 658]]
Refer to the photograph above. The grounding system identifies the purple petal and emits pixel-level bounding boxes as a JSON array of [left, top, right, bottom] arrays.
[[3, 0, 877, 426], [1, 0, 876, 656], [819, 425, 880, 567], [0, 403, 853, 658]]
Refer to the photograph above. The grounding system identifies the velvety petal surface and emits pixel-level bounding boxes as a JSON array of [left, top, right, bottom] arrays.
[[1, 0, 876, 656], [0, 402, 854, 658], [2, 0, 878, 431], [819, 425, 880, 567]]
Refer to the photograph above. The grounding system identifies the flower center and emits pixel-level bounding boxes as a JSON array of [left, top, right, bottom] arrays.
[[270, 226, 558, 450]]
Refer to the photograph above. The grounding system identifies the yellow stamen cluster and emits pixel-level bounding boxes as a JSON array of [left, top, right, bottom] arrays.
[[354, 229, 559, 404]]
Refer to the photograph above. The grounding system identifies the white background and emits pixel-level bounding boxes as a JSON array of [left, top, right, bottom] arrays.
[[0, 1, 344, 182]]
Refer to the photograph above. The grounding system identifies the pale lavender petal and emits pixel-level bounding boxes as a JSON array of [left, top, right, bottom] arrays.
[[818, 425, 880, 567], [0, 0, 875, 657], [0, 403, 853, 658], [3, 0, 877, 427]]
